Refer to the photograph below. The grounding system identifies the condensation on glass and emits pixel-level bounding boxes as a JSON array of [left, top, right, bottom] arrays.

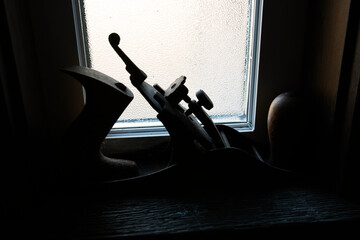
[[78, 0, 262, 137]]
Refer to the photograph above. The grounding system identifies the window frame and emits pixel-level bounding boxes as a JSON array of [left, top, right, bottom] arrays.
[[72, 0, 264, 139], [10, 0, 313, 152]]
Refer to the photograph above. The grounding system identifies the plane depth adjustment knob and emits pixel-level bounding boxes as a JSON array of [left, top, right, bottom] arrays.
[[196, 89, 213, 110]]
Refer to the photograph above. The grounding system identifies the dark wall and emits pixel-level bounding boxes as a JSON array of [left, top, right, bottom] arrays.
[[248, 0, 310, 145]]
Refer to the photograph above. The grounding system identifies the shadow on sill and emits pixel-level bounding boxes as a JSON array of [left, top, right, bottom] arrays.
[[23, 134, 359, 238], [28, 183, 360, 239]]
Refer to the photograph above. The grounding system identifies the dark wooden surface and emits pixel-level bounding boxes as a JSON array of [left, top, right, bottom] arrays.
[[28, 184, 360, 239]]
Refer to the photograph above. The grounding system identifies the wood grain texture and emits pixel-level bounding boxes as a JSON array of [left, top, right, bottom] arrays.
[[29, 186, 360, 239]]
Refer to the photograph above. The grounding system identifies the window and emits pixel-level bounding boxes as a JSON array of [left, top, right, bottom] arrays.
[[73, 0, 263, 138]]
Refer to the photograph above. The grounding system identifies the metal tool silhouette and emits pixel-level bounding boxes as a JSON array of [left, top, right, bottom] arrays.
[[60, 33, 296, 189], [109, 32, 226, 163]]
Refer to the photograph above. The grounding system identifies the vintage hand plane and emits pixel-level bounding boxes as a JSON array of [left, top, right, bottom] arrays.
[[61, 33, 294, 190], [106, 33, 294, 190]]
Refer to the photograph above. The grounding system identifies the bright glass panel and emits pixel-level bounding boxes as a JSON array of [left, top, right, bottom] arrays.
[[79, 0, 261, 137]]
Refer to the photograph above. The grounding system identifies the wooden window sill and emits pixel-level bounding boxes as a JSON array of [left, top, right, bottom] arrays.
[[29, 184, 360, 239]]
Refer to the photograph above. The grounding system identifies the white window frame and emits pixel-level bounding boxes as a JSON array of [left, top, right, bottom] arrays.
[[72, 0, 263, 139]]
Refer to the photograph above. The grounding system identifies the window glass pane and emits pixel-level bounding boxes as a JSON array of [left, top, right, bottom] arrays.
[[79, 0, 261, 136]]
